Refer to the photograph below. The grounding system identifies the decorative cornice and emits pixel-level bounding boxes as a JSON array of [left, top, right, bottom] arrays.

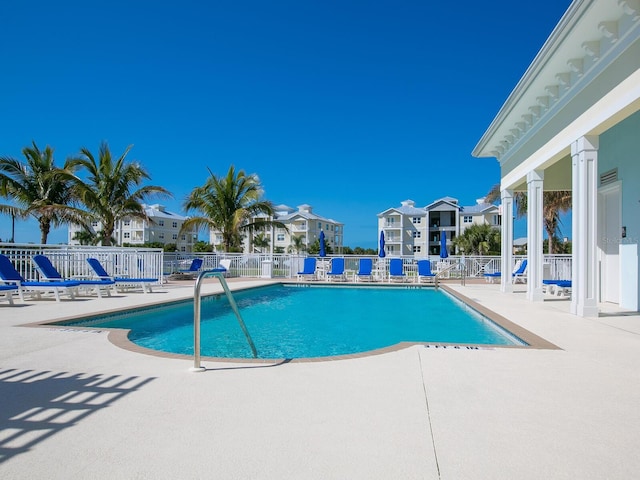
[[555, 72, 571, 85], [545, 85, 560, 99], [619, 0, 640, 20], [582, 40, 601, 59], [567, 58, 584, 75], [476, 0, 640, 162], [598, 21, 619, 42]]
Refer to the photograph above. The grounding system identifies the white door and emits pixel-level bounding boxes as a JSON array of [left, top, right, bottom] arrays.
[[598, 184, 621, 304]]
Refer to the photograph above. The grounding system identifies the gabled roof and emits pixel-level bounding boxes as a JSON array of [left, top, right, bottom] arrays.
[[277, 210, 342, 225], [143, 204, 188, 221], [424, 197, 461, 211], [378, 200, 427, 217], [461, 202, 499, 214]]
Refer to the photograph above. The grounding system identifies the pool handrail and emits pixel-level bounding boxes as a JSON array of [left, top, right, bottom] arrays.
[[192, 270, 258, 372]]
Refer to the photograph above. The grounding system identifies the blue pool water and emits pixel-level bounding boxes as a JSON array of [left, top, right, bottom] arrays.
[[59, 285, 524, 359]]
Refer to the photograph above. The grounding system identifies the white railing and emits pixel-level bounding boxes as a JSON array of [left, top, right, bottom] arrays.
[[0, 244, 573, 283], [0, 243, 164, 283]]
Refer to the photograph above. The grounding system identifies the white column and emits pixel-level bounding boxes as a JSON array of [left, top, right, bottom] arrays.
[[571, 136, 599, 317], [527, 170, 544, 301], [500, 189, 514, 293]]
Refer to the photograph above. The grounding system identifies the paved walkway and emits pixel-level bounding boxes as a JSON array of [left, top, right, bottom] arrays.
[[1, 279, 639, 479]]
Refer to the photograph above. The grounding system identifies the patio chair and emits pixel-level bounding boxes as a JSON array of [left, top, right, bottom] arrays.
[[297, 258, 317, 281], [86, 258, 157, 294], [326, 258, 346, 282], [0, 284, 18, 305], [416, 260, 436, 284], [355, 258, 373, 282], [179, 258, 203, 278], [389, 258, 406, 282], [483, 260, 527, 284], [543, 279, 572, 297], [211, 258, 232, 276], [513, 260, 528, 284], [0, 253, 81, 302], [32, 254, 115, 298]]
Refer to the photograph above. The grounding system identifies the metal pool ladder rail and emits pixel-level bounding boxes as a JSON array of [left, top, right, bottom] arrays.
[[191, 270, 258, 372]]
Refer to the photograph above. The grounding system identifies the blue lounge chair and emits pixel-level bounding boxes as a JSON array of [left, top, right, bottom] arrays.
[[326, 258, 346, 282], [389, 258, 406, 282], [180, 258, 203, 275], [416, 259, 436, 283], [86, 258, 157, 294], [33, 254, 115, 298], [297, 258, 317, 281], [355, 258, 373, 282], [513, 259, 528, 283], [0, 284, 18, 305], [211, 259, 231, 276], [543, 279, 572, 296], [483, 260, 528, 283], [0, 254, 81, 302]]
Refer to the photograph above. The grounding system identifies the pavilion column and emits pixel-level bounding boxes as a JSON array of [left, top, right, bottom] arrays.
[[526, 170, 544, 301], [500, 189, 514, 293], [571, 136, 599, 317]]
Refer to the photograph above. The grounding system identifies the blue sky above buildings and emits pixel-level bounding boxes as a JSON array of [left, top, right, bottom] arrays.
[[0, 0, 572, 247]]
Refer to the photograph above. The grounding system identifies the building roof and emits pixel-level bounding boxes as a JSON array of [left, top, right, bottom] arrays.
[[461, 202, 499, 214], [143, 204, 188, 221], [424, 197, 461, 211], [276, 204, 343, 226], [378, 200, 426, 217]]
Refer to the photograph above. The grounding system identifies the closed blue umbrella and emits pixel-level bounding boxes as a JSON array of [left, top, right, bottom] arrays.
[[440, 230, 449, 259], [319, 230, 326, 257], [379, 231, 386, 258]]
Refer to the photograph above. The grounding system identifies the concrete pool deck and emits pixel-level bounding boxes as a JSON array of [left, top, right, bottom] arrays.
[[1, 279, 639, 479]]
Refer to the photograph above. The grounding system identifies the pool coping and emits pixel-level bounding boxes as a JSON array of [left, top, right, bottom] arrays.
[[25, 281, 560, 364]]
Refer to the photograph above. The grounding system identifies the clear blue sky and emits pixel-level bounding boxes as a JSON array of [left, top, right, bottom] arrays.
[[1, 0, 572, 248]]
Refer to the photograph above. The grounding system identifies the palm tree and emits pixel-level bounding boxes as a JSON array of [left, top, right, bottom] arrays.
[[181, 165, 286, 252], [452, 224, 500, 255], [0, 141, 83, 244], [288, 235, 307, 254], [252, 232, 270, 253], [542, 191, 572, 253], [486, 183, 571, 254], [66, 142, 171, 246]]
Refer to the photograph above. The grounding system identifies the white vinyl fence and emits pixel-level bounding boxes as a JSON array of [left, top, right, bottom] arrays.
[[1, 244, 572, 283]]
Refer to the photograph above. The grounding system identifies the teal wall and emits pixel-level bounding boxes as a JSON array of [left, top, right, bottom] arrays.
[[599, 110, 640, 244], [599, 110, 640, 309]]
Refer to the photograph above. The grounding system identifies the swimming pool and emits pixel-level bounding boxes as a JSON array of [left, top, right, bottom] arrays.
[[56, 284, 526, 359]]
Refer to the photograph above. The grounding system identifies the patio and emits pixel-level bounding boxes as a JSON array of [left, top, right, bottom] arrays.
[[1, 279, 639, 479]]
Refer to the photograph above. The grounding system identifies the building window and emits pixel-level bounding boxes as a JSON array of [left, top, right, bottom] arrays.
[[318, 222, 322, 229], [277, 234, 285, 242], [158, 220, 164, 227], [91, 221, 99, 227], [123, 219, 130, 226], [180, 246, 186, 252], [412, 217, 421, 224], [463, 215, 473, 223], [181, 235, 186, 241], [492, 215, 501, 225], [413, 246, 421, 253], [123, 232, 130, 239], [159, 233, 164, 239], [334, 236, 340, 244], [173, 234, 178, 240], [413, 231, 421, 238]]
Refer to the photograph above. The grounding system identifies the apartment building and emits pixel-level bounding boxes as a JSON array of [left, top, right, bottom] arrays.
[[210, 204, 344, 254], [378, 197, 500, 257], [68, 204, 198, 252]]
